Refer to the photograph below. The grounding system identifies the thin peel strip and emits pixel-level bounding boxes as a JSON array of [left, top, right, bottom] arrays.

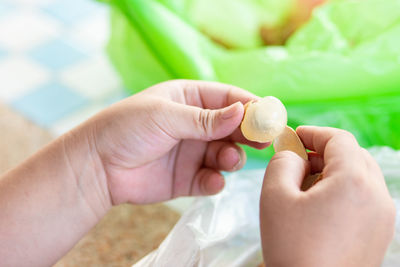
[[272, 126, 323, 191], [273, 126, 308, 161], [272, 126, 323, 190]]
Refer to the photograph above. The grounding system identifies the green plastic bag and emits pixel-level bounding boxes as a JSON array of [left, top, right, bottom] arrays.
[[101, 0, 400, 158]]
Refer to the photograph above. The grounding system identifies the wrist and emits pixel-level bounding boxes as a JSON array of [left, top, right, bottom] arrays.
[[62, 123, 112, 218], [0, 123, 112, 266]]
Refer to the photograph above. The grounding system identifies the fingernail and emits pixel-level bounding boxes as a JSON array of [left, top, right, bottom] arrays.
[[225, 147, 241, 170], [221, 102, 241, 120], [232, 148, 246, 171], [232, 155, 241, 171]]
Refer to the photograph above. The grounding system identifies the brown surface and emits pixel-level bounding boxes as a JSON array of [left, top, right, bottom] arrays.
[[0, 103, 180, 266], [0, 104, 53, 173], [260, 0, 327, 46], [55, 204, 180, 267]]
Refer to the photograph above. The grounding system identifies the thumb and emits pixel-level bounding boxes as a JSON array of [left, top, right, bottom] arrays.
[[169, 102, 244, 141], [262, 151, 309, 197]]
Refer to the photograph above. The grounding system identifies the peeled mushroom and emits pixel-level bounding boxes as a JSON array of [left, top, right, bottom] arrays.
[[240, 96, 322, 191], [240, 96, 287, 143]]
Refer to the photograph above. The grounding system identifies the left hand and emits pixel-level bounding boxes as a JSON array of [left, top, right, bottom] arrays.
[[0, 80, 268, 267], [83, 80, 267, 205]]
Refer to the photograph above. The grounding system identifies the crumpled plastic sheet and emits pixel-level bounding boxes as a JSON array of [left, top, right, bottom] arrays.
[[134, 147, 400, 267]]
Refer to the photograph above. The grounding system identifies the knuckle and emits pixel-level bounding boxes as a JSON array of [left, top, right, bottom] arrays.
[[196, 109, 215, 140], [350, 172, 369, 192], [336, 128, 351, 136], [350, 171, 366, 186], [337, 129, 357, 142]]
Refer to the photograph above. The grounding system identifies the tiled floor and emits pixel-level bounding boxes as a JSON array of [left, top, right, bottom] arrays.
[[0, 0, 127, 135], [0, 0, 268, 170]]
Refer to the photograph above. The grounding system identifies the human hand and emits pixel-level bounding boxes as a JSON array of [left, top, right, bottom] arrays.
[[0, 80, 266, 267], [260, 126, 396, 267], [81, 80, 267, 205]]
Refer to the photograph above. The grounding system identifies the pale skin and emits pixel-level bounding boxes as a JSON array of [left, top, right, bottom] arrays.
[[0, 80, 395, 267], [261, 127, 396, 267]]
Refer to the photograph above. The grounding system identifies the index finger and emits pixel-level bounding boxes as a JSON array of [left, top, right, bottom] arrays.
[[296, 126, 365, 176], [180, 80, 259, 108]]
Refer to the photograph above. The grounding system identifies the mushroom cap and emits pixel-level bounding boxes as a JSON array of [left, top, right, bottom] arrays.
[[240, 96, 287, 143]]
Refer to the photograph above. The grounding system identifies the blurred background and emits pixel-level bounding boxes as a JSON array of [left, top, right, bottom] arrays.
[[1, 0, 400, 266], [1, 0, 400, 158], [0, 0, 127, 137], [0, 0, 177, 266]]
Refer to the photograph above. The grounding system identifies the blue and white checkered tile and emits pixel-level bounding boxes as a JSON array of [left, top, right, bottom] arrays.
[[12, 82, 88, 127], [0, 0, 126, 136], [29, 39, 88, 70]]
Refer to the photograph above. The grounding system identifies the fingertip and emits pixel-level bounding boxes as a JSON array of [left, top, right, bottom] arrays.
[[213, 102, 244, 140], [264, 150, 309, 193], [296, 125, 311, 139], [218, 145, 241, 171], [296, 125, 308, 131], [221, 101, 244, 120], [203, 172, 225, 195], [236, 146, 247, 170], [296, 125, 317, 152], [192, 168, 226, 196], [221, 145, 247, 171]]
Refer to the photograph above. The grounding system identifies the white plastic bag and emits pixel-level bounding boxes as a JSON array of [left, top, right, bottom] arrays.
[[134, 147, 400, 267], [371, 147, 400, 267]]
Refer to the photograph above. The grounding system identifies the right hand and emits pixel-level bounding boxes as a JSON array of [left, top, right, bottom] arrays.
[[260, 126, 396, 267]]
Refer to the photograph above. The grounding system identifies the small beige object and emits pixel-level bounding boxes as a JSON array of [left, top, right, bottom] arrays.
[[272, 126, 323, 190], [240, 97, 322, 190], [273, 126, 308, 161], [240, 96, 287, 143]]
